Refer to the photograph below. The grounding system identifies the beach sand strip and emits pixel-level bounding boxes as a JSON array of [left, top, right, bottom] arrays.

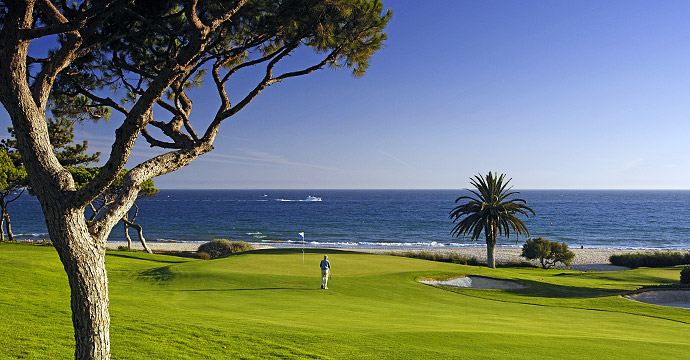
[[106, 242, 689, 271]]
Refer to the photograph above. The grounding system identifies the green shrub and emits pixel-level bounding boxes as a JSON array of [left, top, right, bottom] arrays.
[[0, 239, 53, 247], [609, 251, 690, 268], [197, 239, 253, 259], [390, 250, 538, 268], [197, 251, 211, 260], [681, 266, 690, 285], [116, 246, 139, 252], [521, 237, 575, 269]]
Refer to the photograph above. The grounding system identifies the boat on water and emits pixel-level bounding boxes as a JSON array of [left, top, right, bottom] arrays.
[[274, 195, 323, 202]]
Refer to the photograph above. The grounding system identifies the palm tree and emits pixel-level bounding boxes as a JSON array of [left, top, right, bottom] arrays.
[[450, 172, 535, 269]]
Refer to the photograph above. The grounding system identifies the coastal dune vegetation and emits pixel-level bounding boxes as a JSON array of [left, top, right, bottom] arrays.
[[1, 244, 688, 359], [610, 251, 690, 268]]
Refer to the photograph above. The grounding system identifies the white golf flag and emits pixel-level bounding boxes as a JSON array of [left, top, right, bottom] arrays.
[[299, 232, 305, 239]]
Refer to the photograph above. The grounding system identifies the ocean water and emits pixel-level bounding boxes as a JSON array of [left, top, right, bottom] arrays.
[[8, 190, 690, 249]]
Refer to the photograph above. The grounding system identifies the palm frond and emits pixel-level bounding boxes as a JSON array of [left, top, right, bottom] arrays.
[[449, 172, 535, 245]]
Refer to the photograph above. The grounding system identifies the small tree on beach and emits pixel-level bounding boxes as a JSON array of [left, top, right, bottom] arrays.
[[450, 172, 534, 269], [681, 266, 690, 285], [521, 237, 575, 269]]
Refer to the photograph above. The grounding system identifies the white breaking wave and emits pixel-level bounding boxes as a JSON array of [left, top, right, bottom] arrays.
[[247, 232, 267, 239]]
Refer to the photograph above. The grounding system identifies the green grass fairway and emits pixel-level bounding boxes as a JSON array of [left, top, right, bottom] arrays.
[[1, 244, 689, 359]]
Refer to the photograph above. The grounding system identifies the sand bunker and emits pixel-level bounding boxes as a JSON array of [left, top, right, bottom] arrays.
[[624, 290, 690, 309], [419, 276, 525, 290]]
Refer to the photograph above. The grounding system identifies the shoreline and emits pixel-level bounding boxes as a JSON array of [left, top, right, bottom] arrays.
[[106, 241, 690, 271]]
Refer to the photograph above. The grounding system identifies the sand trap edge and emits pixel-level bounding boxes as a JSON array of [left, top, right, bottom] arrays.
[[623, 289, 690, 309]]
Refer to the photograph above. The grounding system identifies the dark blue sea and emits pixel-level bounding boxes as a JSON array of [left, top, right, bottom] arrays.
[[8, 190, 690, 250]]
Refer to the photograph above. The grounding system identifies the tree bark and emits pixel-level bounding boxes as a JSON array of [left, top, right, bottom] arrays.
[[486, 226, 497, 269], [122, 217, 152, 254], [134, 223, 151, 254], [0, 196, 7, 241], [123, 221, 132, 249], [0, 211, 5, 241], [0, 203, 12, 241], [0, 3, 386, 359], [4, 210, 14, 241], [48, 209, 110, 360], [487, 242, 496, 269]]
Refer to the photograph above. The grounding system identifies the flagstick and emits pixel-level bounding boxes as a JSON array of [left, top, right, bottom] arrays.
[[298, 232, 306, 263]]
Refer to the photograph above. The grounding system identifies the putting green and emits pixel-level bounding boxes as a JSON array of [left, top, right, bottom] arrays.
[[0, 244, 688, 359]]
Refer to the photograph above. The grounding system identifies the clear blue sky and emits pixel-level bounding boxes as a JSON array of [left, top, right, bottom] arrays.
[[3, 0, 690, 189]]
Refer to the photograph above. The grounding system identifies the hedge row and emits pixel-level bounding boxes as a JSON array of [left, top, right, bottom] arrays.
[[609, 251, 690, 268], [390, 251, 535, 268], [390, 251, 483, 266]]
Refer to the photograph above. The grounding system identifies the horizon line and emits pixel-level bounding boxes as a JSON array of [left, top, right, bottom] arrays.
[[154, 188, 690, 191]]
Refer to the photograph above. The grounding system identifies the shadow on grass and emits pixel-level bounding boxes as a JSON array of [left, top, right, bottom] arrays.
[[507, 280, 628, 299], [138, 266, 174, 283], [247, 248, 359, 256], [556, 271, 677, 286], [165, 287, 322, 292], [432, 278, 628, 299], [107, 252, 190, 264]]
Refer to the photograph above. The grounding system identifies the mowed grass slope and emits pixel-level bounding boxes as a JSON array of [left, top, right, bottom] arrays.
[[0, 244, 689, 359]]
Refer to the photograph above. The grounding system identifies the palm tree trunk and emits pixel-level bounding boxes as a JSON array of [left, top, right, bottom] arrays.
[[486, 225, 497, 269], [487, 242, 496, 269]]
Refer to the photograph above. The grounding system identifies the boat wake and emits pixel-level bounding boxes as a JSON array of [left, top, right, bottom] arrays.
[[275, 195, 322, 202]]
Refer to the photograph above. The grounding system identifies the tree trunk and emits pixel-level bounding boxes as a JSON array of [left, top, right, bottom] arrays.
[[486, 226, 497, 269], [0, 199, 6, 241], [2, 188, 24, 242], [123, 221, 132, 249], [122, 217, 152, 254], [487, 242, 496, 269], [4, 210, 15, 242], [135, 224, 152, 254], [47, 209, 110, 360], [0, 213, 5, 241]]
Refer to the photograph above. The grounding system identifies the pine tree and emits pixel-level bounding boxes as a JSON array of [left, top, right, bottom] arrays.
[[0, 2, 390, 357], [0, 117, 100, 241]]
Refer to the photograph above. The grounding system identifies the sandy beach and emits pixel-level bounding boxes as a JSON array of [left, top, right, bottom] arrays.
[[353, 247, 659, 271], [106, 241, 275, 252], [106, 241, 689, 271]]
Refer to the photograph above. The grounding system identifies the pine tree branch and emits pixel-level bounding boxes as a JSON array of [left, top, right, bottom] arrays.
[[90, 145, 210, 240], [76, 86, 129, 115], [204, 43, 297, 140]]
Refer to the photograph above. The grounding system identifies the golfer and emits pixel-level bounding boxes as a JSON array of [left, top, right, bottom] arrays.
[[320, 255, 331, 289]]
